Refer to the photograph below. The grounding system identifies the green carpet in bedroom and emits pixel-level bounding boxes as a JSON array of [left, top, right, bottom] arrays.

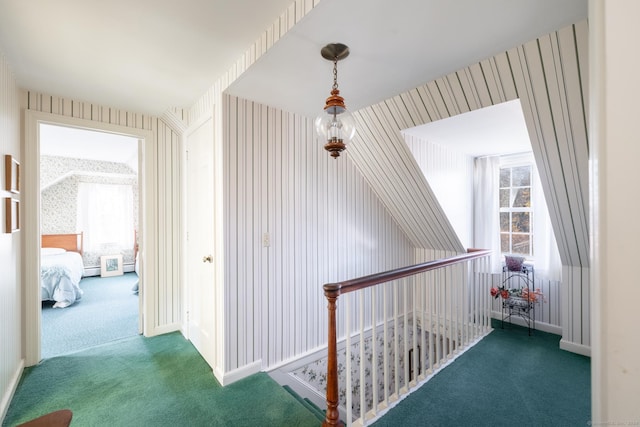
[[41, 272, 139, 358], [3, 333, 321, 427]]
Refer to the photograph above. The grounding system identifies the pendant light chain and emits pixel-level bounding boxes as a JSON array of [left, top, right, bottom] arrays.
[[332, 58, 339, 91]]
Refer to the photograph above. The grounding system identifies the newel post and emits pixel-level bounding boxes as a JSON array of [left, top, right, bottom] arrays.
[[323, 287, 340, 427]]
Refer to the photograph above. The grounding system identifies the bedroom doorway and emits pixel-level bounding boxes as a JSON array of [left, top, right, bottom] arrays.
[[21, 110, 155, 365], [39, 124, 140, 358], [39, 124, 142, 358]]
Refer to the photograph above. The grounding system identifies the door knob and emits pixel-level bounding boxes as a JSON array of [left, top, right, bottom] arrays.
[[202, 255, 213, 263]]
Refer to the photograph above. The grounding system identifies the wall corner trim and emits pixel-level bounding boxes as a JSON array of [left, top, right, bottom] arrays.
[[0, 358, 25, 422], [559, 339, 591, 357], [161, 109, 187, 136], [214, 360, 262, 386]]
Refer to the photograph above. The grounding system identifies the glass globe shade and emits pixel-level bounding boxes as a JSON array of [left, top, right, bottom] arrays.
[[314, 108, 356, 143]]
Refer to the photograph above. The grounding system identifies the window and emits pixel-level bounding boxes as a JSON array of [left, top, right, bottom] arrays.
[[77, 183, 134, 253], [499, 164, 532, 256]]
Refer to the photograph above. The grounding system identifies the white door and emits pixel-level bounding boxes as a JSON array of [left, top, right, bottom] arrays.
[[186, 115, 216, 369]]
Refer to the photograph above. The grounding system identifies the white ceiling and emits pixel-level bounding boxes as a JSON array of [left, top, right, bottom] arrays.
[[227, 0, 588, 118], [40, 124, 139, 171], [0, 0, 294, 115], [0, 0, 587, 118], [402, 99, 533, 158], [0, 0, 587, 161]]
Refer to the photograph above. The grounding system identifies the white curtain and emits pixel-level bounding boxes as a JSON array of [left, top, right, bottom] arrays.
[[77, 183, 134, 253], [532, 167, 562, 281], [474, 156, 502, 273], [475, 153, 562, 281]]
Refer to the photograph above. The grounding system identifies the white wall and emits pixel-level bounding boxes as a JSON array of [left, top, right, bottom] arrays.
[[0, 51, 22, 421], [223, 95, 415, 371], [404, 135, 474, 248], [590, 0, 640, 421]]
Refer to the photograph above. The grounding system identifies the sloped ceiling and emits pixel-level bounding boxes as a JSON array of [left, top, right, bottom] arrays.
[[228, 0, 587, 119], [348, 21, 589, 266], [0, 0, 294, 114]]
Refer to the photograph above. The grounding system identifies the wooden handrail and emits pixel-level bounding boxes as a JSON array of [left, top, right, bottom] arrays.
[[322, 249, 491, 427], [323, 249, 491, 297]]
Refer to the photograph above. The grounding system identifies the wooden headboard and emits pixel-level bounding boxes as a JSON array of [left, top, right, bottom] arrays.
[[41, 232, 84, 256]]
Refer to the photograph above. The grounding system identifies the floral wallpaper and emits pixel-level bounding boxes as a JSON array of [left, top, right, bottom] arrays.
[[292, 320, 425, 421], [41, 155, 138, 268]]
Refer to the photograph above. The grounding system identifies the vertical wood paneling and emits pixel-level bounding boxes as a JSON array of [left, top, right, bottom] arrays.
[[0, 52, 22, 421], [223, 95, 415, 371], [405, 135, 474, 248]]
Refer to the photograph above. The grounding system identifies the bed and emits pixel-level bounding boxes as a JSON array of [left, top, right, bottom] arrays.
[[41, 233, 85, 308]]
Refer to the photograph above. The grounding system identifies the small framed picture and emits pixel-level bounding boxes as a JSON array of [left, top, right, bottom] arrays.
[[4, 198, 19, 233], [100, 254, 123, 277], [5, 155, 19, 194]]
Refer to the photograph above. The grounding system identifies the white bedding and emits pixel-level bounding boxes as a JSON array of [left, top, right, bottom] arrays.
[[41, 249, 85, 308]]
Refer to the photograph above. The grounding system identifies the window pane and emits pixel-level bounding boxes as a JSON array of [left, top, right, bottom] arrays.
[[512, 166, 531, 186], [500, 168, 510, 188], [512, 187, 531, 207], [500, 189, 510, 208], [511, 212, 530, 233], [512, 234, 530, 255], [501, 233, 510, 253], [500, 212, 509, 232]]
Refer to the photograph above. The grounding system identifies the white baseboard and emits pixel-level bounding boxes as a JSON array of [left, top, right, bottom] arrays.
[[145, 323, 181, 337], [214, 360, 262, 386], [0, 358, 24, 423], [490, 311, 562, 335], [559, 339, 591, 357]]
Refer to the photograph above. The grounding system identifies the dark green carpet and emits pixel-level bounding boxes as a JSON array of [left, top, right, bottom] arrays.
[[372, 321, 591, 427], [41, 273, 139, 358], [2, 333, 320, 427]]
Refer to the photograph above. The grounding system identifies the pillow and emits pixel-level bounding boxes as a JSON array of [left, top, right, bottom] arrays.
[[41, 247, 66, 256], [505, 255, 525, 272]]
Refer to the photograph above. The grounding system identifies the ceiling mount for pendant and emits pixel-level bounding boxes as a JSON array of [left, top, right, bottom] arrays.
[[320, 43, 350, 62]]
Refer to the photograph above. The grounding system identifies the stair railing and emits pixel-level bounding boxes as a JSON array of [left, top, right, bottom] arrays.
[[322, 249, 492, 427]]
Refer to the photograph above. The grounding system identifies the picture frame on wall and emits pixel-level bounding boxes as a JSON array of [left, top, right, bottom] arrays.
[[4, 198, 19, 233], [5, 155, 19, 194], [100, 254, 123, 277]]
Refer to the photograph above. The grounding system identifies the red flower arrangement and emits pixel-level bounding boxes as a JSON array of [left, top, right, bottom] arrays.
[[490, 286, 545, 302], [490, 286, 510, 299]]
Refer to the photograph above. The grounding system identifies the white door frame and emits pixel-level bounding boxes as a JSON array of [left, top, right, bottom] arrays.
[[23, 110, 153, 366]]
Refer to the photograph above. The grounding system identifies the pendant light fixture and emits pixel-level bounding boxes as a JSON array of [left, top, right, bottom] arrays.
[[314, 43, 356, 159]]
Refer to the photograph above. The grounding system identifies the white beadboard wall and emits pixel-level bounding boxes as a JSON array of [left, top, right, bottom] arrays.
[[408, 139, 564, 331], [348, 109, 464, 253], [404, 135, 474, 248], [21, 91, 183, 336], [0, 52, 22, 421], [224, 95, 415, 371], [349, 21, 590, 351]]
